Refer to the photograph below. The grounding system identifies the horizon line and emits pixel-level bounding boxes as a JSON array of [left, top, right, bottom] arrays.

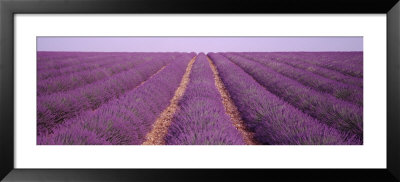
[[37, 50, 364, 53]]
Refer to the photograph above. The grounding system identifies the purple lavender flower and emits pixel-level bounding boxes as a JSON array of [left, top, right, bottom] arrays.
[[165, 53, 245, 145], [208, 53, 358, 145]]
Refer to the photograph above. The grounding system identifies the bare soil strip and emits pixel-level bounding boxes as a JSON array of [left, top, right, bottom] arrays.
[[142, 56, 197, 145], [207, 56, 258, 145]]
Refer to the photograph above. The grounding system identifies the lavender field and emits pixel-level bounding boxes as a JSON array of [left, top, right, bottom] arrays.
[[37, 51, 363, 145]]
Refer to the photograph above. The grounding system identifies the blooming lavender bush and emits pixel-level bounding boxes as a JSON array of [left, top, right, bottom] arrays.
[[239, 52, 363, 88], [208, 53, 355, 145], [38, 53, 195, 144], [37, 51, 362, 145], [282, 52, 363, 78], [37, 52, 114, 71], [37, 51, 95, 62], [165, 53, 245, 145], [225, 53, 363, 106], [37, 53, 188, 135], [37, 54, 131, 80], [37, 55, 149, 96], [219, 53, 363, 141]]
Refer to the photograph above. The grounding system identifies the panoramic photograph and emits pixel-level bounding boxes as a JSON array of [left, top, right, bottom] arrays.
[[36, 37, 363, 145]]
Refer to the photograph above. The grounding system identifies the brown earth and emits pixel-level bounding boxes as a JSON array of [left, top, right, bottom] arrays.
[[142, 56, 197, 145], [206, 56, 259, 145]]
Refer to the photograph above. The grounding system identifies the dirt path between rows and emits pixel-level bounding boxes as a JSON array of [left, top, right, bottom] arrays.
[[142, 56, 197, 145], [207, 56, 258, 145]]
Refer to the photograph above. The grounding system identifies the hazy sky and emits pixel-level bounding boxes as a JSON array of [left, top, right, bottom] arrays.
[[37, 37, 363, 52]]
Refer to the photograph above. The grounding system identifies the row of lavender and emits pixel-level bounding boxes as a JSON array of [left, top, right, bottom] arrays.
[[38, 55, 147, 96], [239, 52, 363, 88], [38, 54, 129, 80], [37, 52, 181, 80], [38, 53, 114, 70], [37, 51, 363, 145], [162, 52, 361, 144], [223, 53, 362, 139], [38, 53, 194, 144], [165, 54, 245, 145], [254, 52, 363, 78], [37, 51, 105, 62], [37, 52, 195, 136], [207, 53, 356, 144], [229, 53, 363, 106]]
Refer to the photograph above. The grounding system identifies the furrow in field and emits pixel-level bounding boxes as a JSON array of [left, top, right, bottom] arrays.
[[37, 53, 134, 80], [206, 56, 257, 145], [37, 56, 150, 96], [37, 53, 195, 144], [284, 52, 363, 78], [225, 53, 363, 106], [142, 56, 196, 145], [162, 54, 245, 145], [220, 53, 363, 141], [37, 54, 114, 71], [208, 53, 355, 145], [239, 52, 363, 88], [37, 52, 177, 80], [37, 51, 98, 62], [37, 54, 184, 136]]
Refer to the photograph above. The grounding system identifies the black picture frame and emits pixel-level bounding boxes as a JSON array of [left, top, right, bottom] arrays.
[[1, 0, 399, 181]]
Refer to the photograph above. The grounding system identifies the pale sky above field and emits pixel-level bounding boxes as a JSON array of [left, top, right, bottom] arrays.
[[37, 37, 363, 52]]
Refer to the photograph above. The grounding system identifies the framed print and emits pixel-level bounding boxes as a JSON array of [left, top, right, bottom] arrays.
[[1, 0, 399, 181]]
